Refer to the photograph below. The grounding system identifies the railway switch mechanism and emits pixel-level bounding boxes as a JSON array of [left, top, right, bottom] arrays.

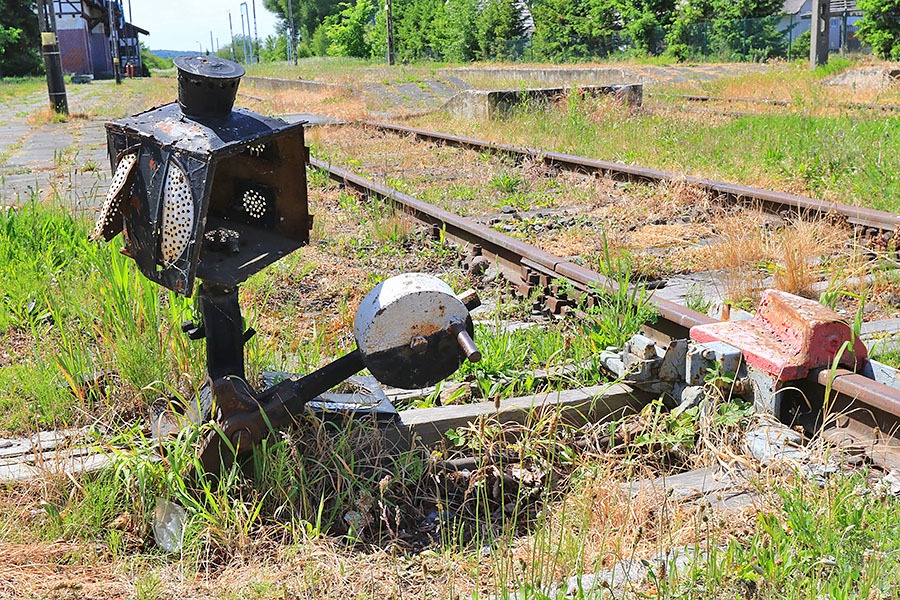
[[89, 56, 480, 472]]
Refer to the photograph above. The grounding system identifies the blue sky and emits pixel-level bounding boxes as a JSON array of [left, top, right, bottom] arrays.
[[129, 0, 281, 52]]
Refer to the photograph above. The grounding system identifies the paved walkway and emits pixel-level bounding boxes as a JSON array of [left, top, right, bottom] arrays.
[[0, 83, 112, 212]]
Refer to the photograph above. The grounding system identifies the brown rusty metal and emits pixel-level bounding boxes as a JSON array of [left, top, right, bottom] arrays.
[[307, 153, 900, 470], [363, 121, 900, 233], [819, 368, 900, 427], [308, 156, 714, 339]]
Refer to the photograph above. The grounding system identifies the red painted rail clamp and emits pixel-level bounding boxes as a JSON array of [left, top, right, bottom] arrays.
[[690, 289, 868, 381]]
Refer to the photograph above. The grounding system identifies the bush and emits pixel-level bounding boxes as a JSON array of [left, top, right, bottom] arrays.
[[790, 29, 810, 60], [857, 0, 900, 60]]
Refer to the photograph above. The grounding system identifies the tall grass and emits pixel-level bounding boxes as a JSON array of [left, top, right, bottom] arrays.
[[0, 201, 200, 432], [423, 87, 900, 212]]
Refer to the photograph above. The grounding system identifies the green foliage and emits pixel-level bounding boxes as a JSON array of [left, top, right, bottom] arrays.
[[325, 0, 375, 58], [857, 0, 900, 60], [790, 29, 811, 60], [265, 0, 344, 43], [139, 43, 173, 71], [474, 0, 526, 60], [664, 0, 785, 61], [259, 34, 290, 62], [215, 35, 255, 63], [0, 0, 41, 77], [667, 474, 900, 597], [583, 235, 658, 350]]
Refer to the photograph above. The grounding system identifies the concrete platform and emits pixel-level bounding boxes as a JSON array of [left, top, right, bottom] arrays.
[[444, 84, 643, 119]]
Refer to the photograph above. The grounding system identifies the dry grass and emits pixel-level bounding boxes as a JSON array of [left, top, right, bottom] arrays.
[[27, 107, 91, 125], [240, 86, 368, 121], [773, 218, 844, 298]]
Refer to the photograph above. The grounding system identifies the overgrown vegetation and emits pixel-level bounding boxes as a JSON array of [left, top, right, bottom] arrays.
[[857, 0, 900, 60], [417, 78, 900, 213], [0, 0, 41, 77], [256, 0, 898, 63]]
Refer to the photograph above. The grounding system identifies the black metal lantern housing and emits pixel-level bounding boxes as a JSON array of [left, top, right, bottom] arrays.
[[91, 55, 310, 295], [90, 57, 481, 475]]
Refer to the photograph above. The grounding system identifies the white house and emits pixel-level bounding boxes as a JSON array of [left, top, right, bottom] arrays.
[[780, 0, 864, 52]]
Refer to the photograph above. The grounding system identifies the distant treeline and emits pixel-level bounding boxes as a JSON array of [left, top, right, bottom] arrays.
[[248, 0, 899, 63]]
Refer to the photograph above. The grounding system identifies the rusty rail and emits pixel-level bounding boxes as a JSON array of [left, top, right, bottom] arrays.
[[362, 121, 900, 233], [307, 153, 900, 464], [309, 155, 713, 337]]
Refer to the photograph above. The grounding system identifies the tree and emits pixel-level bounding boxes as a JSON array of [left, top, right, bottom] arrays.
[[0, 0, 41, 77], [857, 0, 900, 60], [437, 0, 480, 61], [140, 43, 173, 71], [264, 0, 345, 46], [325, 0, 375, 57], [663, 0, 785, 61], [259, 34, 289, 62], [215, 35, 255, 63], [474, 0, 526, 60], [708, 0, 785, 60], [618, 0, 677, 55]]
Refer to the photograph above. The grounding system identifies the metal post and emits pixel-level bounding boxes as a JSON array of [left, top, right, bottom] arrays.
[[385, 0, 395, 65], [228, 11, 237, 61], [108, 0, 122, 84], [240, 7, 250, 64], [37, 0, 68, 114], [810, 0, 829, 68], [210, 31, 214, 56], [287, 0, 296, 65], [241, 2, 253, 64], [240, 3, 252, 64], [788, 14, 793, 61], [251, 0, 259, 63], [841, 11, 848, 54]]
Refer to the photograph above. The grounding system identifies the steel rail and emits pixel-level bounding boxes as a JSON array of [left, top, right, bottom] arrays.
[[362, 121, 900, 233], [309, 155, 713, 336], [307, 154, 900, 457]]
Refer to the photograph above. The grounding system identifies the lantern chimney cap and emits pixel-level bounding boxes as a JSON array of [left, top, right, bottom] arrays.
[[174, 55, 245, 119]]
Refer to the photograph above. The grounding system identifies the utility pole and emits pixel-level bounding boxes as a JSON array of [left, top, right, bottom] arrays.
[[240, 8, 249, 64], [210, 31, 214, 56], [251, 0, 259, 63], [228, 11, 237, 61], [108, 0, 122, 84], [240, 2, 252, 64], [810, 0, 830, 68], [128, 0, 143, 76], [37, 0, 68, 114], [287, 0, 296, 65], [385, 0, 395, 66]]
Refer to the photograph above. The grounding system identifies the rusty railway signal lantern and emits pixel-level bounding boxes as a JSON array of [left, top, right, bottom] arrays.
[[91, 56, 479, 472]]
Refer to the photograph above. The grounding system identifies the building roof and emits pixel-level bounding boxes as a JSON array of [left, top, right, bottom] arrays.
[[783, 0, 861, 16], [783, 0, 807, 15]]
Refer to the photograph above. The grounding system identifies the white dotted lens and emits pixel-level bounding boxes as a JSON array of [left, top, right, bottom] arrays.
[[90, 151, 138, 241], [242, 189, 267, 220], [160, 159, 194, 267], [248, 143, 267, 157]]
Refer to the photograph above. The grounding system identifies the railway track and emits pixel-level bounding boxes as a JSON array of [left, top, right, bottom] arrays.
[[307, 126, 900, 469], [360, 120, 900, 234]]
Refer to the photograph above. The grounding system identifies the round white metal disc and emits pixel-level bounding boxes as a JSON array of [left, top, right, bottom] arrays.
[[354, 273, 468, 357]]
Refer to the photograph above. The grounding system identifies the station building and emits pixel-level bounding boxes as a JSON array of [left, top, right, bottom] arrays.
[[53, 0, 148, 79]]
